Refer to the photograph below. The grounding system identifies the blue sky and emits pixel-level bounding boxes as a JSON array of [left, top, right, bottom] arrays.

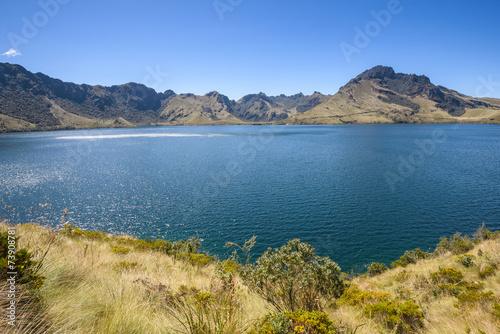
[[1, 0, 499, 100]]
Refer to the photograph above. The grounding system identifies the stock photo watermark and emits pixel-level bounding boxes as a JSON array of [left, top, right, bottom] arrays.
[[143, 65, 169, 92], [5, 0, 71, 55], [5, 226, 17, 326], [475, 74, 500, 97], [384, 128, 447, 192], [177, 126, 278, 221], [213, 0, 243, 21], [340, 0, 414, 63]]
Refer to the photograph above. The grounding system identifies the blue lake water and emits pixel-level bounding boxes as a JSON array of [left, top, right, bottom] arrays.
[[0, 124, 499, 272]]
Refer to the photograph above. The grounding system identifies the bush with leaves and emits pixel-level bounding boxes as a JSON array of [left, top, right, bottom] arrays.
[[391, 248, 430, 268], [250, 309, 336, 334], [367, 262, 388, 276], [240, 239, 344, 312], [435, 233, 474, 255], [164, 284, 247, 334], [457, 254, 476, 268], [0, 231, 45, 287], [363, 300, 424, 333]]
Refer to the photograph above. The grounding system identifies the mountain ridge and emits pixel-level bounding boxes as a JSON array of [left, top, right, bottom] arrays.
[[1, 63, 499, 132]]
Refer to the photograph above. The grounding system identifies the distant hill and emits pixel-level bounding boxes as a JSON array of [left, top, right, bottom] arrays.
[[0, 62, 328, 132], [285, 65, 500, 124], [1, 63, 499, 132]]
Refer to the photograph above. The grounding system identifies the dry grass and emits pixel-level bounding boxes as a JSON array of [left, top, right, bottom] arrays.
[[1, 221, 499, 333]]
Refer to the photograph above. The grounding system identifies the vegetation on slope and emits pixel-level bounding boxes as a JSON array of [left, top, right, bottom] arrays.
[[1, 205, 499, 333]]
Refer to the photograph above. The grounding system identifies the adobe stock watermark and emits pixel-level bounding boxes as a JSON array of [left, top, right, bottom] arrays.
[[385, 128, 447, 192], [213, 0, 243, 21], [143, 65, 169, 92], [6, 0, 71, 51], [177, 126, 279, 221], [475, 74, 500, 97], [340, 0, 414, 63]]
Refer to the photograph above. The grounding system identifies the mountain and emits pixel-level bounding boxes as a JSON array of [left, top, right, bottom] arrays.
[[285, 66, 500, 124], [0, 62, 328, 132], [1, 63, 499, 132], [233, 92, 330, 122]]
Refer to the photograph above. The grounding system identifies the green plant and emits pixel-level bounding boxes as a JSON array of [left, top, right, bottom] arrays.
[[430, 268, 464, 284], [367, 262, 388, 276], [473, 223, 493, 242], [362, 300, 424, 333], [240, 239, 344, 312], [435, 233, 474, 255], [337, 285, 392, 308], [110, 244, 131, 255], [225, 235, 257, 265], [492, 302, 500, 321], [391, 249, 429, 268], [478, 264, 496, 279], [164, 284, 247, 334], [0, 231, 45, 288], [251, 309, 336, 334], [454, 290, 496, 311], [457, 254, 476, 268], [185, 253, 212, 267], [114, 261, 141, 271]]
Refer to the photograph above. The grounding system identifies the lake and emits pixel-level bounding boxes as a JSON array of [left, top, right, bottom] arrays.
[[0, 124, 499, 272]]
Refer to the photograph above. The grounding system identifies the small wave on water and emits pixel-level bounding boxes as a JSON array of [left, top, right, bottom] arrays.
[[56, 133, 234, 140]]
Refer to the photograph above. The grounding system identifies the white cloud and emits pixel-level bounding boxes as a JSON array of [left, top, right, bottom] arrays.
[[2, 48, 21, 58]]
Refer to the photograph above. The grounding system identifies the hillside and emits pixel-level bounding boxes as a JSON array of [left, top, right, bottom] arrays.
[[0, 63, 327, 132], [285, 66, 500, 125], [1, 214, 499, 333]]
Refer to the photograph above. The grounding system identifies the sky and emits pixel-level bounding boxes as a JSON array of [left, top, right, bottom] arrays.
[[1, 0, 499, 100]]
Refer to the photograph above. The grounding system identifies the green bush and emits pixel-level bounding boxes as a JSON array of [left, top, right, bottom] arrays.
[[240, 239, 344, 312], [362, 300, 424, 333], [430, 268, 463, 284], [454, 290, 496, 311], [0, 231, 45, 288], [478, 264, 496, 279], [337, 285, 392, 308], [435, 233, 474, 255], [457, 254, 476, 268], [110, 244, 131, 255], [367, 262, 388, 276], [164, 284, 247, 334], [492, 302, 500, 321], [473, 223, 493, 242], [251, 309, 336, 334], [391, 249, 429, 268], [114, 261, 141, 271]]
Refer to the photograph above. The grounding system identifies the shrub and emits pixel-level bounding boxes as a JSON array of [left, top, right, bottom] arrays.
[[185, 253, 212, 267], [164, 284, 247, 334], [457, 254, 476, 268], [434, 281, 484, 297], [362, 300, 424, 333], [337, 285, 392, 308], [114, 261, 141, 271], [454, 290, 496, 311], [367, 262, 388, 276], [478, 264, 496, 279], [391, 249, 429, 268], [0, 231, 45, 287], [240, 239, 344, 312], [435, 233, 474, 255], [473, 223, 493, 242], [251, 309, 336, 334], [110, 244, 131, 255], [430, 268, 463, 284], [492, 302, 500, 321]]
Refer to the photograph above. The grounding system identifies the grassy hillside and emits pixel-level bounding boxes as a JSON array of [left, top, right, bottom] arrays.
[[1, 209, 499, 333]]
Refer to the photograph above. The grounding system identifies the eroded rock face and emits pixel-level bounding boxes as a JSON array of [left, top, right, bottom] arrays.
[[0, 62, 328, 130]]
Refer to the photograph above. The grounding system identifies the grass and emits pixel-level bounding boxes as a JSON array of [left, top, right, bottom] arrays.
[[1, 217, 499, 333]]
